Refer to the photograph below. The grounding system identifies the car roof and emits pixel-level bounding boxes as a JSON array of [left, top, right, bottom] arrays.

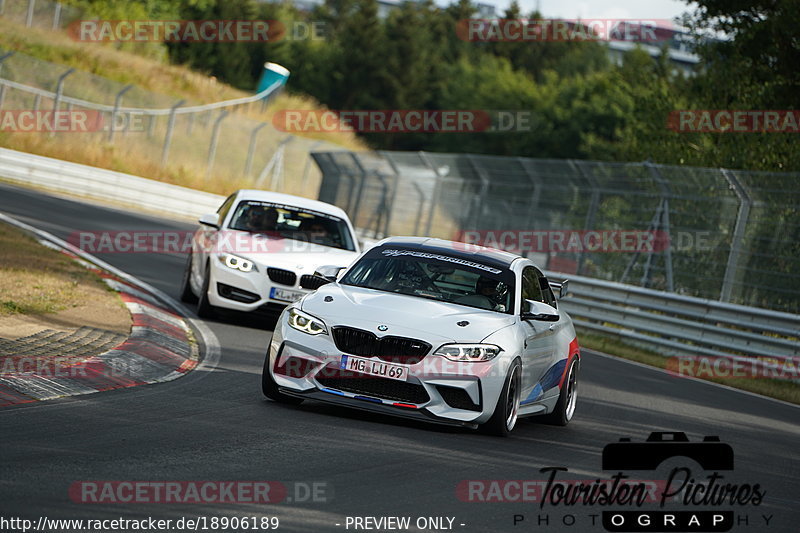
[[234, 190, 350, 220], [374, 236, 521, 269]]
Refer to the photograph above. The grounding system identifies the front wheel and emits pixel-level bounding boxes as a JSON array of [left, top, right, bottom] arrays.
[[480, 359, 521, 437], [541, 357, 579, 426], [261, 348, 304, 405], [179, 253, 198, 303], [196, 263, 217, 319]]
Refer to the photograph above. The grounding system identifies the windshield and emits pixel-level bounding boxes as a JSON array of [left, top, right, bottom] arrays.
[[227, 200, 356, 252], [341, 247, 515, 314]]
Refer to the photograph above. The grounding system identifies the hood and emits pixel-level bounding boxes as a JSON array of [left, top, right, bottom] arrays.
[[302, 283, 516, 344], [224, 232, 359, 272]]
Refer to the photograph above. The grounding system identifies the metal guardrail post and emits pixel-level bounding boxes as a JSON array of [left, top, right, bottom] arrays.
[[161, 99, 185, 167], [25, 0, 35, 28], [419, 151, 444, 237], [51, 68, 75, 137], [0, 51, 14, 110], [244, 122, 267, 179], [301, 141, 324, 191], [52, 2, 62, 29], [569, 160, 600, 275], [645, 162, 674, 291], [0, 0, 6, 16], [411, 182, 426, 236], [33, 94, 41, 113], [206, 110, 229, 180], [108, 84, 132, 142], [379, 151, 402, 237], [720, 168, 753, 303], [349, 153, 369, 226], [467, 155, 490, 231]]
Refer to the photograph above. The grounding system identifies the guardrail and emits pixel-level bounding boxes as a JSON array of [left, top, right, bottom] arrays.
[[1, 147, 797, 379], [0, 147, 223, 219], [551, 271, 799, 380]]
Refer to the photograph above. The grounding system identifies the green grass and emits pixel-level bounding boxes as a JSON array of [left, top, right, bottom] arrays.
[[578, 331, 800, 404]]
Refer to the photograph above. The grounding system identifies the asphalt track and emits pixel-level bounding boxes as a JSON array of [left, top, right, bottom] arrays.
[[0, 182, 798, 533]]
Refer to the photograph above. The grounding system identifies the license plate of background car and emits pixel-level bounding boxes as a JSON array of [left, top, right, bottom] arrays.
[[339, 355, 409, 382], [270, 287, 304, 302]]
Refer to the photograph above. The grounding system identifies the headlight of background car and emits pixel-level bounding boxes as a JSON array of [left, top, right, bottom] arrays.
[[435, 343, 502, 362], [218, 253, 257, 273], [288, 308, 327, 335]]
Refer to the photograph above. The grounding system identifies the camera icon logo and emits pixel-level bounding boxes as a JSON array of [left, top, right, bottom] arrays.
[[602, 432, 734, 471]]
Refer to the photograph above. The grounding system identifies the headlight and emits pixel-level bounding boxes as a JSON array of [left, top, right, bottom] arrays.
[[218, 253, 256, 273], [434, 343, 502, 362], [287, 308, 327, 335]]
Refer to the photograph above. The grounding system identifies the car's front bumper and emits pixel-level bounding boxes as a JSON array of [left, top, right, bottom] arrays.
[[268, 313, 512, 426], [208, 260, 312, 312]]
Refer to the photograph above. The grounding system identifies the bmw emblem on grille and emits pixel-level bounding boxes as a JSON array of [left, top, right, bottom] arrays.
[[377, 325, 388, 332]]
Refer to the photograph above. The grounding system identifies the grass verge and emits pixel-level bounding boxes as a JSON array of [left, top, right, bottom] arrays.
[[0, 221, 122, 317], [579, 332, 800, 405]]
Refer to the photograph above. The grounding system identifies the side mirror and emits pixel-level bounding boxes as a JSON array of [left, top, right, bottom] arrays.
[[198, 213, 220, 229], [313, 265, 346, 283], [548, 279, 569, 299], [521, 299, 560, 322]]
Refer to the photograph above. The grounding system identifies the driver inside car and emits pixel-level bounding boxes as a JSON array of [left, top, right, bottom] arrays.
[[240, 205, 278, 233], [455, 275, 508, 311]]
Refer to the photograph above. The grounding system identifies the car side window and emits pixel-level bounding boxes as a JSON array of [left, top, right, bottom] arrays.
[[216, 194, 236, 225], [521, 267, 545, 307]]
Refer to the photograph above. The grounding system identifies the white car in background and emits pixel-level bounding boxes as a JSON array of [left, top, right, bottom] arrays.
[[261, 236, 580, 436], [180, 190, 361, 317]]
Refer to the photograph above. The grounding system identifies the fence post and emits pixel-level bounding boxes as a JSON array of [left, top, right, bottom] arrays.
[[206, 110, 229, 180], [108, 84, 132, 142], [50, 67, 75, 137], [0, 52, 15, 110], [33, 94, 41, 113], [244, 122, 267, 178], [411, 182, 426, 236], [420, 151, 445, 237], [301, 140, 324, 190], [0, 0, 5, 16], [719, 168, 752, 303], [26, 0, 35, 28], [52, 2, 62, 29], [569, 160, 600, 275], [348, 153, 369, 226], [161, 100, 185, 167]]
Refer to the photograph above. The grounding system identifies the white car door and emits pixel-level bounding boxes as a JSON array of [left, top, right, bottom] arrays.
[[518, 266, 558, 397]]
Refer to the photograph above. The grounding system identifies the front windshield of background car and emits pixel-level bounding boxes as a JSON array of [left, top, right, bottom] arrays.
[[341, 247, 515, 314], [227, 200, 356, 251]]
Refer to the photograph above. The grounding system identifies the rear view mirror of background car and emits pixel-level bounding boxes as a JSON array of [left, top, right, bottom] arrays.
[[314, 265, 346, 282], [198, 213, 220, 229], [521, 299, 560, 322]]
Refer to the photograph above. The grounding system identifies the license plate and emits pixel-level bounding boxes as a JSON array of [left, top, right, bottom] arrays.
[[339, 355, 409, 382], [270, 287, 304, 302]]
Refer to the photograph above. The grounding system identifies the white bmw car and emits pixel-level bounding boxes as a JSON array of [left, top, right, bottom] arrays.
[[261, 237, 580, 436], [180, 190, 361, 317]]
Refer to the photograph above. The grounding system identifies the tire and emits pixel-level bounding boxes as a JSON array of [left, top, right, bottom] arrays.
[[179, 253, 198, 303], [261, 346, 304, 405], [196, 263, 217, 319], [480, 359, 522, 437], [541, 357, 579, 426]]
